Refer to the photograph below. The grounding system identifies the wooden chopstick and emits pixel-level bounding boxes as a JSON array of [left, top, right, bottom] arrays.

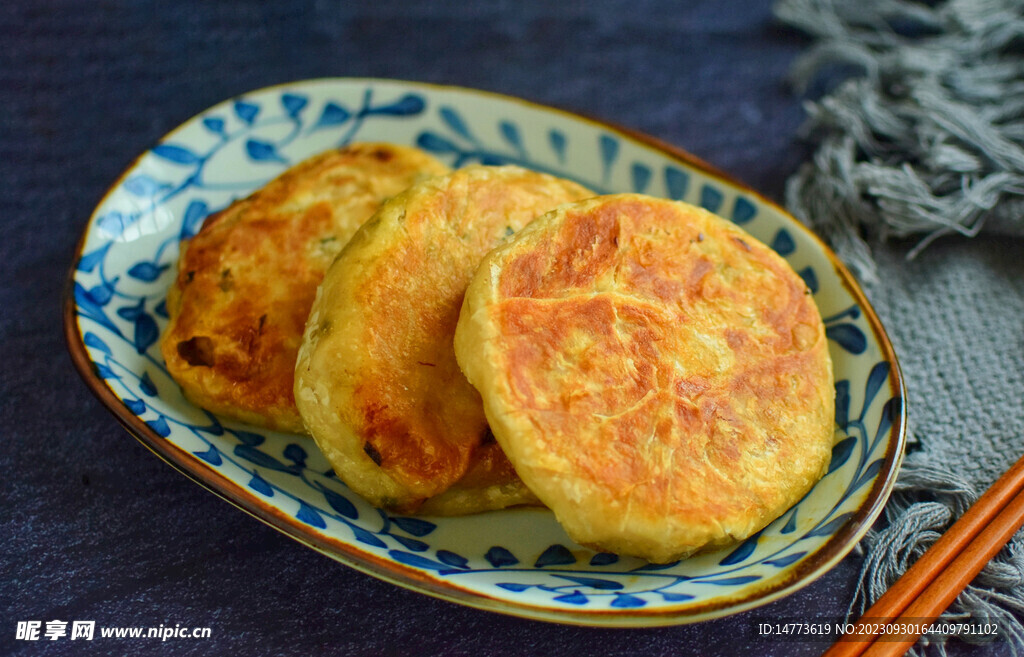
[[863, 489, 1024, 655], [823, 452, 1024, 657]]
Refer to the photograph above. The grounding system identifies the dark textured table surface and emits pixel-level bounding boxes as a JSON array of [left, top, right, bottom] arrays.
[[1, 2, 1009, 655]]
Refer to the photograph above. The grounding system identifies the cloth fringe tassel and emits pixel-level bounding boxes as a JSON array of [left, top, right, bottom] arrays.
[[775, 0, 1024, 283]]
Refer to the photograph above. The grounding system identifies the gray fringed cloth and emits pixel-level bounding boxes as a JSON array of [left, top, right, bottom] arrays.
[[776, 0, 1024, 283], [774, 0, 1024, 655]]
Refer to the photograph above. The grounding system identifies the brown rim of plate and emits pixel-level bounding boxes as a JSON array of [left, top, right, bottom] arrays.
[[62, 78, 907, 627]]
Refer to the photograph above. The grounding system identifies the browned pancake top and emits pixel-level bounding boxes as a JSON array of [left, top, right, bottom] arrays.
[[455, 194, 834, 561]]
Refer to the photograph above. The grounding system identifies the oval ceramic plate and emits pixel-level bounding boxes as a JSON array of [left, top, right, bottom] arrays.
[[65, 78, 906, 626]]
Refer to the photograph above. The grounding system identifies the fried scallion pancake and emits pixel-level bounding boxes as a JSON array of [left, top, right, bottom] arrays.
[[294, 165, 593, 513], [455, 194, 835, 562], [161, 144, 450, 433]]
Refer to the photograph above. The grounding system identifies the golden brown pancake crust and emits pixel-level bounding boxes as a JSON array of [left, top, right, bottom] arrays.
[[294, 165, 592, 512], [161, 144, 449, 432], [455, 194, 835, 562]]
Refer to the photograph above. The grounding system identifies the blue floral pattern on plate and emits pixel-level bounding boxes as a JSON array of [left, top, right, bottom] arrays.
[[67, 79, 905, 626]]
